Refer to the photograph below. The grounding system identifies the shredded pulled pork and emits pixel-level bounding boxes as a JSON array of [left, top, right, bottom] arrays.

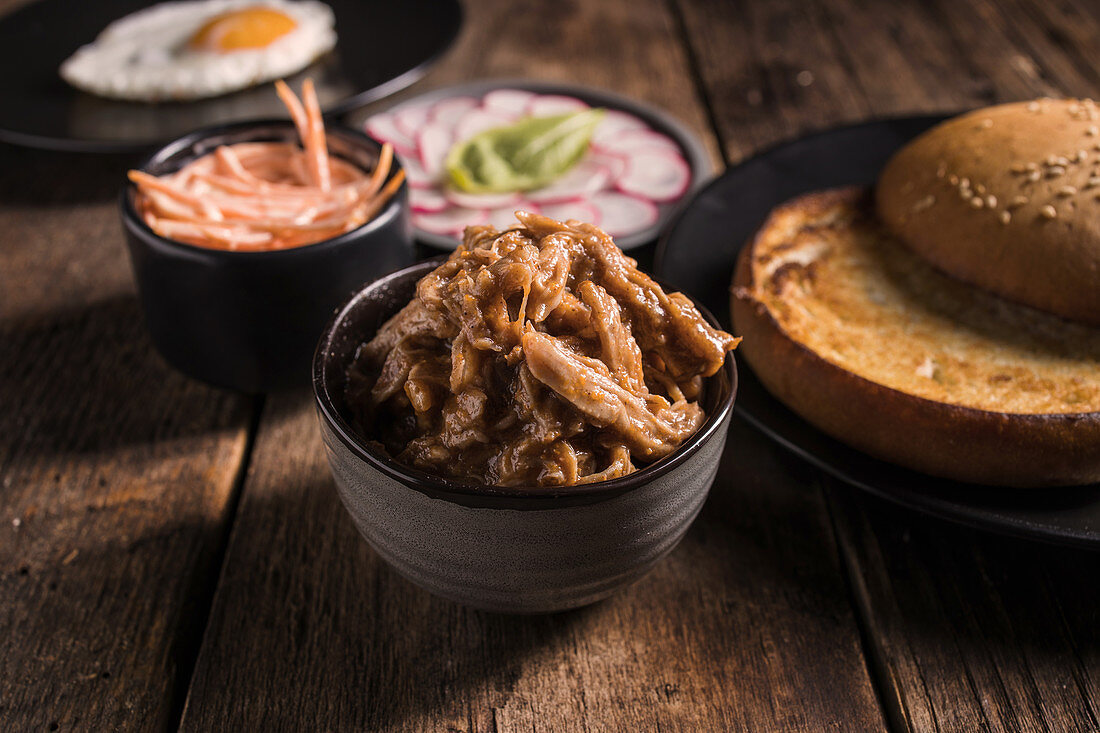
[[346, 212, 740, 487]]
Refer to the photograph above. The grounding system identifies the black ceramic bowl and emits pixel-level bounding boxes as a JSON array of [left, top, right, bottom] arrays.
[[313, 261, 738, 613], [121, 119, 413, 392]]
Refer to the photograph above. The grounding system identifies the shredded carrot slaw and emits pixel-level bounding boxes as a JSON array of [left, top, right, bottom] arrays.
[[130, 79, 405, 251]]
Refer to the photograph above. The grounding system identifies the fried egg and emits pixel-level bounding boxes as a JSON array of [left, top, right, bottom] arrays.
[[60, 0, 337, 102]]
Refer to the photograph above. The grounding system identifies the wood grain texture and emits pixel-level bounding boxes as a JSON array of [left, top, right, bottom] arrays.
[[829, 486, 1100, 733], [0, 144, 255, 729], [678, 0, 1100, 729], [180, 395, 885, 732]]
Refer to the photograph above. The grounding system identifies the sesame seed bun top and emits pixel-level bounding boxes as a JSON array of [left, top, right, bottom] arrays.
[[876, 98, 1100, 325]]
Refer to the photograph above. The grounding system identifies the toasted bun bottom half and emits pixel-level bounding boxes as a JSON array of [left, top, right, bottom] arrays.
[[731, 187, 1100, 487]]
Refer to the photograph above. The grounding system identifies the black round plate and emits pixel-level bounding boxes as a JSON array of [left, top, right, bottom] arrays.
[[0, 0, 462, 153], [654, 115, 1100, 548]]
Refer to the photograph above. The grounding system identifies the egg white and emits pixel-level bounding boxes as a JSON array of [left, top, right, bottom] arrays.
[[60, 0, 337, 102]]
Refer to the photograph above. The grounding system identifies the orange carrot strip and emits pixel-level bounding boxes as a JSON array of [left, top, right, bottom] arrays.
[[301, 78, 331, 192]]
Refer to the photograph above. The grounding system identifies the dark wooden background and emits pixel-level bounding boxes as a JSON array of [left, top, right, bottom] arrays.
[[2, 0, 1098, 730]]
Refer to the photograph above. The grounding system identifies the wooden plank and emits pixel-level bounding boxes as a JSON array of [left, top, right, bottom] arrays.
[[678, 0, 1100, 730], [829, 486, 1100, 733], [180, 396, 885, 732], [0, 142, 255, 730], [179, 0, 886, 728]]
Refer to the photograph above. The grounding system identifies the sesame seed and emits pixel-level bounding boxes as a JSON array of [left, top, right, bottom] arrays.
[[986, 195, 997, 208], [1028, 170, 1042, 182], [1009, 195, 1029, 208], [976, 183, 986, 195], [1087, 176, 1100, 188], [1010, 163, 1026, 174], [1079, 150, 1090, 163], [949, 174, 959, 185], [1058, 185, 1077, 196], [936, 163, 947, 178], [979, 118, 993, 129], [1026, 162, 1039, 171], [1070, 103, 1081, 114], [11, 518, 20, 528], [796, 70, 815, 87], [1089, 126, 1099, 137], [911, 195, 936, 213], [959, 177, 970, 189], [970, 197, 984, 209], [1045, 155, 1059, 166], [999, 211, 1011, 224], [1055, 156, 1070, 167], [1040, 204, 1057, 219], [959, 188, 972, 200], [1027, 101, 1041, 112], [1048, 166, 1066, 177]]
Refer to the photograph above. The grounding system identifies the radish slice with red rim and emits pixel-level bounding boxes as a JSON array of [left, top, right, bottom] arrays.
[[400, 156, 436, 188], [591, 110, 649, 146], [594, 129, 680, 155], [393, 103, 432, 138], [413, 207, 488, 235], [587, 152, 628, 185], [526, 95, 589, 117], [364, 114, 417, 156], [483, 89, 536, 116], [454, 109, 517, 142], [409, 187, 449, 213], [588, 191, 658, 237], [539, 200, 601, 225], [430, 96, 479, 128], [486, 204, 538, 230], [525, 160, 610, 204], [417, 122, 453, 178], [444, 189, 522, 209], [617, 149, 691, 202]]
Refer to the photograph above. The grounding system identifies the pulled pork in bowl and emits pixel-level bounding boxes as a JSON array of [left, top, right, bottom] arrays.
[[313, 212, 738, 612], [345, 211, 739, 487]]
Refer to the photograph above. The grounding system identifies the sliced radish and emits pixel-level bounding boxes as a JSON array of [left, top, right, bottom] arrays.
[[364, 114, 417, 156], [588, 191, 658, 237], [409, 187, 449, 213], [526, 95, 589, 117], [526, 160, 610, 204], [587, 151, 628, 185], [617, 150, 691, 202], [594, 129, 680, 155], [598, 110, 646, 135], [444, 188, 522, 209], [486, 205, 534, 230], [539, 200, 601, 225], [417, 122, 453, 178], [393, 103, 433, 138], [454, 109, 516, 142], [400, 156, 436, 188], [483, 89, 536, 116], [430, 96, 479, 128], [413, 207, 488, 236]]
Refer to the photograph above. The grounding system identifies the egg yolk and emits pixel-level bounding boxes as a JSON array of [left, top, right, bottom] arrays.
[[189, 7, 297, 52]]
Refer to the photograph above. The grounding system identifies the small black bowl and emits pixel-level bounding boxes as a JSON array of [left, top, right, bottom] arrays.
[[120, 119, 413, 392], [312, 261, 737, 613]]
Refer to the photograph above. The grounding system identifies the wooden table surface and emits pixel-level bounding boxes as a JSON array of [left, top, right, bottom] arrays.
[[3, 0, 1099, 730]]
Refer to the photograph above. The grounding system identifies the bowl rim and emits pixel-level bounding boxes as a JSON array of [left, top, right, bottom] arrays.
[[119, 117, 406, 260], [312, 259, 738, 509]]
